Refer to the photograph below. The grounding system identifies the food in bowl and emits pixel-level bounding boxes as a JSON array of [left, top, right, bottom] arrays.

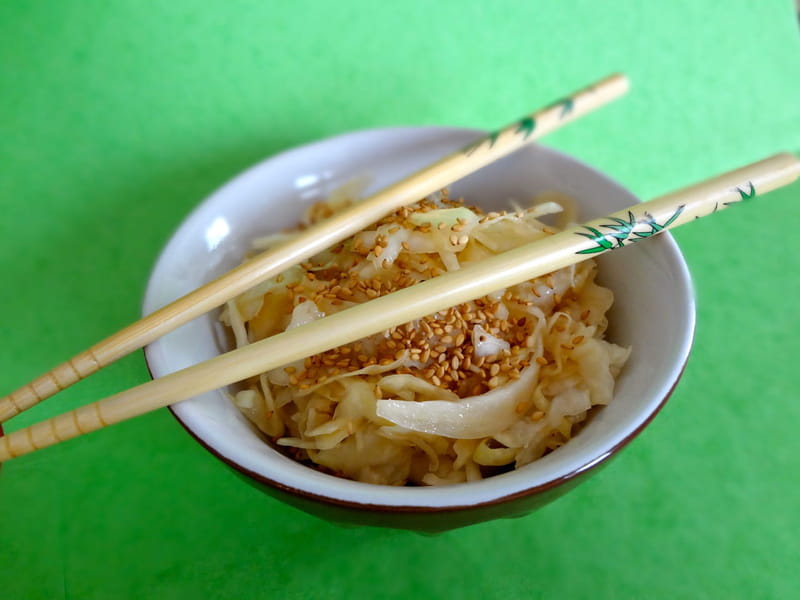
[[220, 189, 629, 486], [143, 127, 695, 529]]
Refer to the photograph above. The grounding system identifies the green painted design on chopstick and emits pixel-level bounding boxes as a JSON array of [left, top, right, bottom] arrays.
[[722, 181, 756, 206], [724, 181, 756, 206], [460, 124, 517, 156], [462, 97, 573, 156], [634, 204, 685, 238], [462, 130, 500, 156], [515, 117, 536, 140], [601, 211, 638, 247], [549, 97, 574, 118], [575, 205, 686, 255], [738, 181, 756, 200], [462, 95, 575, 155], [462, 138, 482, 156], [575, 226, 615, 254]]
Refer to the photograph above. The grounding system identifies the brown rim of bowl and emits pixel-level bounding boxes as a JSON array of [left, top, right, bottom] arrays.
[[147, 342, 692, 514]]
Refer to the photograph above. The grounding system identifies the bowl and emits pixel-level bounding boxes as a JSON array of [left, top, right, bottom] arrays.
[[142, 127, 695, 532]]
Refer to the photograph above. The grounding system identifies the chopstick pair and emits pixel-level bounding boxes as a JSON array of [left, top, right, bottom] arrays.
[[3, 70, 799, 462], [2, 151, 799, 462], [0, 72, 630, 424]]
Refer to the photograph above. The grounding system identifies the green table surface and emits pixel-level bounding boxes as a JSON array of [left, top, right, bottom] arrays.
[[2, 2, 799, 598]]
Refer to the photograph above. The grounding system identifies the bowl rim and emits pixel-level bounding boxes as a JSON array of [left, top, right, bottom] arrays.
[[144, 125, 696, 513]]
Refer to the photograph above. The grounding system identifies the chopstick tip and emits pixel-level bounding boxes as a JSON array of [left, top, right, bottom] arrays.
[[769, 152, 800, 182], [598, 72, 631, 99], [608, 71, 629, 85]]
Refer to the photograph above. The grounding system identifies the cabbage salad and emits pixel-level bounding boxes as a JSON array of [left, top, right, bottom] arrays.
[[221, 189, 629, 485]]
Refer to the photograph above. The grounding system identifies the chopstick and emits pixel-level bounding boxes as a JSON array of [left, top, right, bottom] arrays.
[[0, 73, 629, 424], [2, 152, 798, 462]]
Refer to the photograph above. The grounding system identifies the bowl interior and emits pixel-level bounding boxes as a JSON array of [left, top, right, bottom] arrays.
[[143, 127, 695, 509]]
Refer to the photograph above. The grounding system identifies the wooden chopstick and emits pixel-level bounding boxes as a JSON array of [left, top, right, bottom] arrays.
[[2, 152, 798, 462], [0, 73, 629, 424]]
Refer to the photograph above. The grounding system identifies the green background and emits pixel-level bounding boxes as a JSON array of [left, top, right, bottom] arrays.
[[2, 1, 799, 598]]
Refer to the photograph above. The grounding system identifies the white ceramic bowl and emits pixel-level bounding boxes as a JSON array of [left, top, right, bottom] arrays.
[[143, 127, 695, 531]]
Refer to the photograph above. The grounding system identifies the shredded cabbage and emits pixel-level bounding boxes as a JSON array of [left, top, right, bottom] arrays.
[[221, 189, 630, 486]]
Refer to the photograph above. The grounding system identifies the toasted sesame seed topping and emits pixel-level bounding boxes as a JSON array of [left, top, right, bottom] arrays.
[[232, 193, 607, 397]]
